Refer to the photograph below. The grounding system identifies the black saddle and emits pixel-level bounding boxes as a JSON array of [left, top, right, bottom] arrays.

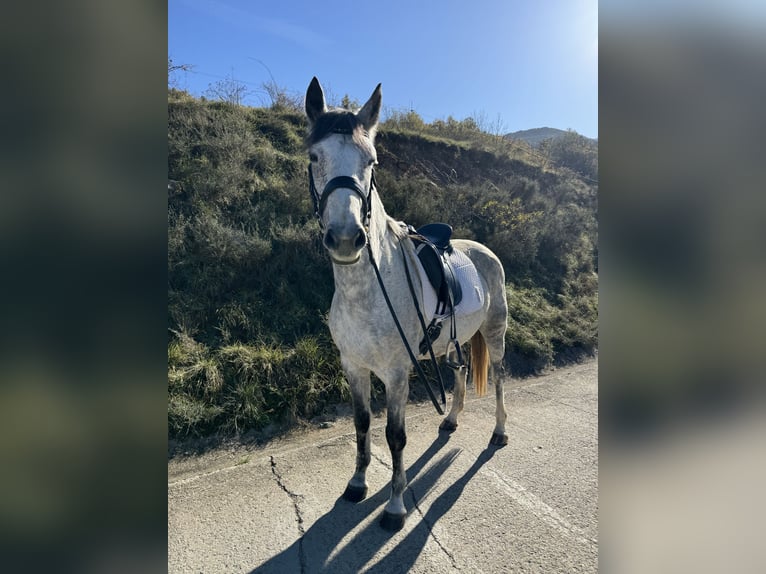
[[412, 223, 463, 313], [417, 222, 453, 252], [407, 222, 467, 368]]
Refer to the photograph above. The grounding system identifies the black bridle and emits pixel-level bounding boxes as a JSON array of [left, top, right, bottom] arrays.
[[307, 163, 451, 415], [308, 164, 374, 230]]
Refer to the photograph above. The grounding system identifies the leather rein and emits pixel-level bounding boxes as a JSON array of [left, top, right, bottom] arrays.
[[308, 164, 450, 414]]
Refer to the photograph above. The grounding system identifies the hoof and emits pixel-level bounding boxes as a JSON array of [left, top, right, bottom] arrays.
[[380, 511, 406, 532], [342, 483, 368, 502], [439, 419, 458, 432], [490, 432, 509, 447]]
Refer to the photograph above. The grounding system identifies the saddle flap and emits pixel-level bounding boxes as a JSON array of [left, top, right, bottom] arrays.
[[414, 239, 463, 311]]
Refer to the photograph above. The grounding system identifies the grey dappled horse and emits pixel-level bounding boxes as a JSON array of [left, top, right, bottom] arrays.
[[305, 77, 509, 531]]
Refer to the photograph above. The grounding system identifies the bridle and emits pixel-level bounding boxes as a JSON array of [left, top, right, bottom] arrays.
[[308, 163, 375, 230]]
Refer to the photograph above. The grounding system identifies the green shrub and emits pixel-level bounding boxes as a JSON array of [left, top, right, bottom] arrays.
[[505, 287, 557, 366], [168, 336, 346, 437]]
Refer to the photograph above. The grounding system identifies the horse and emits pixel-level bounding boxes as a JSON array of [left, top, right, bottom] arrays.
[[304, 77, 509, 531]]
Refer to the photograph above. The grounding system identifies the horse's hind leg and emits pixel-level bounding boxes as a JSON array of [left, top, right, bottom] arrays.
[[483, 317, 509, 446], [489, 358, 508, 446], [439, 365, 467, 432], [342, 361, 372, 502]]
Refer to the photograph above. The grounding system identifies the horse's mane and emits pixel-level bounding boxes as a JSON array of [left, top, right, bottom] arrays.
[[307, 110, 369, 146], [386, 217, 409, 239]]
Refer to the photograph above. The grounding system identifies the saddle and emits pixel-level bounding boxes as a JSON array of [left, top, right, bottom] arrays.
[[412, 223, 463, 312], [409, 223, 464, 365]]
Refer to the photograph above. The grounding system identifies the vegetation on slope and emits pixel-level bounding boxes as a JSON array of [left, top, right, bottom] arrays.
[[167, 88, 598, 439]]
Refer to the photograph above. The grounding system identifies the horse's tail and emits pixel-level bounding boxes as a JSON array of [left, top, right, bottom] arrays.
[[471, 331, 489, 397]]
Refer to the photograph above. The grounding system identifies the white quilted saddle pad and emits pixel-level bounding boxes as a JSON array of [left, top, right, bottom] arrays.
[[412, 247, 485, 325]]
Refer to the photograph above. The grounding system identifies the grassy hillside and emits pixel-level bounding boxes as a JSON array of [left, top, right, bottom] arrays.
[[167, 89, 598, 439], [506, 127, 569, 146]]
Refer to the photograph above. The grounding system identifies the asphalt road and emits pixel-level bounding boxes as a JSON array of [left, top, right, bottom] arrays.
[[168, 359, 598, 573]]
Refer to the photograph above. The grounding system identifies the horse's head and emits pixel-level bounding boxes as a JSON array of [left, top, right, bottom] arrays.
[[305, 77, 382, 265]]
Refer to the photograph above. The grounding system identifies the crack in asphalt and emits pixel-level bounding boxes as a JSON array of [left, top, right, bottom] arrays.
[[371, 450, 392, 470], [408, 487, 459, 570], [374, 446, 458, 568], [520, 388, 598, 416], [269, 456, 307, 574]]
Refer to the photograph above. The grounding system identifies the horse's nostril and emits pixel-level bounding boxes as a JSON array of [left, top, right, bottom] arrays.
[[353, 229, 366, 249], [324, 229, 338, 250], [324, 227, 365, 254]]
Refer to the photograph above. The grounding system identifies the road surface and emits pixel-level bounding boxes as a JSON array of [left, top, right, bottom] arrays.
[[169, 359, 598, 573]]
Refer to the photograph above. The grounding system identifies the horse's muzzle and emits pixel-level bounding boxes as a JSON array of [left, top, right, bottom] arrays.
[[324, 225, 367, 264]]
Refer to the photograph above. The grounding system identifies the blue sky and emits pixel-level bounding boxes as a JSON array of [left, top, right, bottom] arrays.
[[169, 0, 598, 138]]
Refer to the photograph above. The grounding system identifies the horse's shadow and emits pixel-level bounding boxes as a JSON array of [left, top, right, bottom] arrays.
[[250, 433, 500, 573]]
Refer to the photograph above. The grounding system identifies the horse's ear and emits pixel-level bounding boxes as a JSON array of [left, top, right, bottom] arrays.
[[357, 83, 382, 136], [305, 77, 327, 125]]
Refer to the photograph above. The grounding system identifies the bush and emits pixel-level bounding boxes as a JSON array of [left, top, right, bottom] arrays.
[[505, 282, 597, 376], [168, 336, 346, 438]]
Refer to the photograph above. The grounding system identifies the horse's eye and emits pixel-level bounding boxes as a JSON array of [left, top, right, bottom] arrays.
[[367, 158, 376, 167], [309, 152, 318, 162]]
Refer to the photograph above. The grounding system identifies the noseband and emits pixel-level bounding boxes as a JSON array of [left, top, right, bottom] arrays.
[[308, 164, 375, 230]]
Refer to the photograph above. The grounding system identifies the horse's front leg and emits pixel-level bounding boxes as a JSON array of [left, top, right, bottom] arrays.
[[380, 370, 409, 531], [341, 360, 372, 502]]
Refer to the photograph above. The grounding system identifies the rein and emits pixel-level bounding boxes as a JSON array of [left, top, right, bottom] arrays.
[[309, 164, 448, 414], [366, 236, 448, 415]]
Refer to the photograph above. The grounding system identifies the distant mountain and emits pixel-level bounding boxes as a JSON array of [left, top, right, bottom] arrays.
[[505, 127, 595, 147]]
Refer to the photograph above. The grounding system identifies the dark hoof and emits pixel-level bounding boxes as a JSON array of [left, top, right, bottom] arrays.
[[439, 419, 458, 432], [380, 511, 406, 531], [342, 483, 368, 502], [490, 432, 509, 447]]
